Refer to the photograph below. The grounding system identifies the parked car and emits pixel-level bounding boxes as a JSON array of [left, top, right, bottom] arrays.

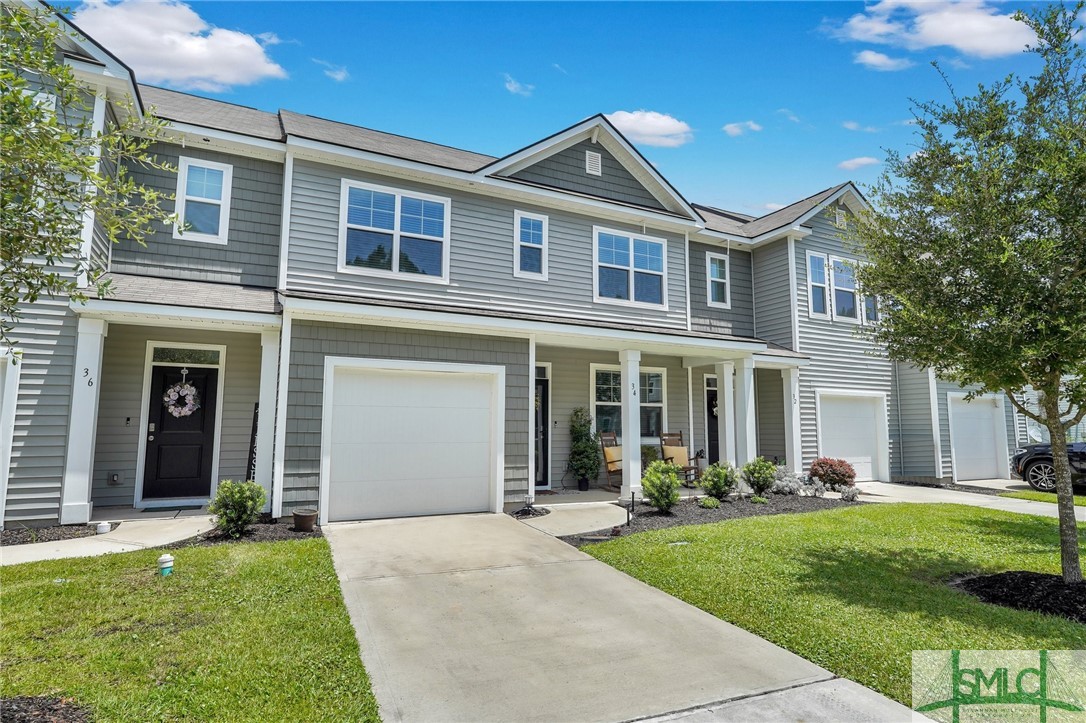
[[1011, 443, 1086, 491]]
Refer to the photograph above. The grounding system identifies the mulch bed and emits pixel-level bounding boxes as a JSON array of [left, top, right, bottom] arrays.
[[0, 696, 91, 722], [953, 571, 1086, 624], [560, 494, 859, 546], [507, 505, 551, 519], [159, 516, 322, 550], [1, 523, 118, 547]]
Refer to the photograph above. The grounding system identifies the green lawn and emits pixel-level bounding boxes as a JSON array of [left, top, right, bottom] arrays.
[[1, 538, 379, 722], [585, 503, 1086, 706], [1000, 489, 1086, 506]]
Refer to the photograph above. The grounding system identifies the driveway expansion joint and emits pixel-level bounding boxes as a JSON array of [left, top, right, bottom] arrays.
[[619, 675, 840, 722]]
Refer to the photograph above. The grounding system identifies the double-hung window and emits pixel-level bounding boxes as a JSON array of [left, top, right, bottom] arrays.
[[830, 256, 859, 322], [705, 251, 731, 309], [807, 252, 830, 318], [174, 157, 232, 244], [513, 211, 548, 280], [807, 252, 870, 323], [339, 179, 450, 282], [592, 366, 666, 440], [594, 227, 666, 308]]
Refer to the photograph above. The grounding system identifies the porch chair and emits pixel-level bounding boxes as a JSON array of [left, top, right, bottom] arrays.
[[599, 431, 623, 492], [661, 431, 700, 487]]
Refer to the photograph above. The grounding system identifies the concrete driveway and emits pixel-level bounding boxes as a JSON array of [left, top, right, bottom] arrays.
[[856, 481, 1086, 522], [325, 513, 917, 722]]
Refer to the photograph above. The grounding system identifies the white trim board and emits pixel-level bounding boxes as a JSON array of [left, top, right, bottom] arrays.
[[534, 360, 553, 491], [0, 350, 22, 529]]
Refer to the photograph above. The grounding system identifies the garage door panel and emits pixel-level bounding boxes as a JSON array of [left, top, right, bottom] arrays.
[[950, 397, 1002, 480], [328, 477, 491, 522], [819, 395, 881, 481], [335, 369, 491, 409], [331, 406, 492, 446], [330, 441, 491, 482]]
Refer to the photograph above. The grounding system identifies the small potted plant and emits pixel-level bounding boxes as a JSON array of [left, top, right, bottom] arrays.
[[567, 407, 601, 491]]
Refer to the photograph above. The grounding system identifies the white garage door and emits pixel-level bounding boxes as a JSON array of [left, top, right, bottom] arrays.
[[326, 366, 495, 521], [819, 395, 881, 481], [950, 396, 1002, 481]]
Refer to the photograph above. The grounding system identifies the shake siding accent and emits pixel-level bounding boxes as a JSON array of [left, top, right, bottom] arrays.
[[286, 161, 688, 327], [284, 321, 529, 508], [110, 143, 282, 287], [688, 242, 755, 337], [752, 240, 794, 348], [4, 300, 78, 523], [893, 363, 939, 477], [795, 213, 894, 475], [90, 326, 261, 507], [755, 368, 786, 462], [509, 140, 665, 210]]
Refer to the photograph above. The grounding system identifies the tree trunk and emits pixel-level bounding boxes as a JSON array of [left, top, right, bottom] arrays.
[[1042, 391, 1083, 584]]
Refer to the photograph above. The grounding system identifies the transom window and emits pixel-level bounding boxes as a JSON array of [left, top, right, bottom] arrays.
[[174, 157, 232, 244], [513, 211, 548, 280], [592, 366, 666, 440], [594, 227, 666, 308], [339, 179, 450, 283], [705, 251, 731, 309]]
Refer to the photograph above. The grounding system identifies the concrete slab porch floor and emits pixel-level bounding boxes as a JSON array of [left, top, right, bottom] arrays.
[[325, 513, 918, 723]]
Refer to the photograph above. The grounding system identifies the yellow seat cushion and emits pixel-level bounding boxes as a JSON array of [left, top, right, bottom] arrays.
[[662, 445, 689, 467], [602, 445, 622, 472]]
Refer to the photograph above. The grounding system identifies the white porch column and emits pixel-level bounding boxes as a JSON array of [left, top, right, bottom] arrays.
[[254, 328, 280, 510], [735, 356, 757, 466], [783, 367, 802, 473], [60, 318, 107, 524], [714, 361, 736, 466], [619, 349, 641, 498]]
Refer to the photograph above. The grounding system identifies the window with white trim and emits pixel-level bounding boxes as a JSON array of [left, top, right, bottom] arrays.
[[513, 210, 548, 279], [807, 252, 829, 318], [705, 251, 731, 309], [830, 256, 860, 322], [594, 227, 666, 307], [339, 179, 450, 282], [864, 295, 879, 324], [592, 366, 666, 439], [174, 157, 232, 244]]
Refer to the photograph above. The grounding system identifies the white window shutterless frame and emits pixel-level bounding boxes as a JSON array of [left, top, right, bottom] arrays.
[[174, 157, 232, 245], [593, 226, 667, 309], [513, 210, 548, 280]]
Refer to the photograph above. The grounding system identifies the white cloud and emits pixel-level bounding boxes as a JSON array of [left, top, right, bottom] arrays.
[[503, 73, 534, 96], [312, 59, 349, 82], [777, 108, 801, 123], [832, 0, 1036, 59], [854, 49, 914, 71], [552, 63, 568, 75], [838, 156, 881, 171], [722, 120, 763, 137], [74, 0, 286, 92], [606, 110, 693, 147], [763, 202, 786, 212], [843, 120, 878, 133]]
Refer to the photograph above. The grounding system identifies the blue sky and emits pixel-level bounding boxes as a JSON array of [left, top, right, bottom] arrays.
[[72, 1, 1047, 215]]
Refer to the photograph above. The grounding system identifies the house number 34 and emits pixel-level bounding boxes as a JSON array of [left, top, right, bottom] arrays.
[[83, 368, 94, 387]]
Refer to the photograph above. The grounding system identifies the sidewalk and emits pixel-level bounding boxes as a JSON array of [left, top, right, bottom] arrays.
[[857, 481, 1086, 521], [1, 515, 213, 566]]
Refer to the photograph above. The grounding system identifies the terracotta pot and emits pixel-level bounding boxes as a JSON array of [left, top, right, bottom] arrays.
[[293, 508, 318, 532]]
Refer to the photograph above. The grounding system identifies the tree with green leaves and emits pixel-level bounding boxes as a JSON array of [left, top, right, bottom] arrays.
[[1, 3, 175, 352], [848, 3, 1085, 583]]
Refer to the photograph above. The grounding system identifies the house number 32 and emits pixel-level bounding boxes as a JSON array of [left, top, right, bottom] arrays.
[[83, 368, 94, 387]]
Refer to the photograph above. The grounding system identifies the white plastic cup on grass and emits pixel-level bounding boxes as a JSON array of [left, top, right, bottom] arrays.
[[96, 522, 110, 534], [158, 553, 174, 576]]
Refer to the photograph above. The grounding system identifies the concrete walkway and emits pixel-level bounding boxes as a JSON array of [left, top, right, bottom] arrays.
[[325, 513, 918, 723], [857, 481, 1086, 521], [1, 514, 213, 566]]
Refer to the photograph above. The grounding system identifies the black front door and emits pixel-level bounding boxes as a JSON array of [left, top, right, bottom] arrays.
[[706, 388, 719, 464], [144, 366, 218, 499], [535, 378, 550, 487]]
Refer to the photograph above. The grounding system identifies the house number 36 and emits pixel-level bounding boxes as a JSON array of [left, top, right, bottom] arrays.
[[83, 368, 94, 387]]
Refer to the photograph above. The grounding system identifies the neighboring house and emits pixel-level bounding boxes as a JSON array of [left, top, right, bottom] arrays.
[[0, 6, 1028, 528]]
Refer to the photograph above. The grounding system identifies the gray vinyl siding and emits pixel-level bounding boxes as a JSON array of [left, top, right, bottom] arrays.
[[90, 326, 262, 508], [3, 299, 78, 524], [795, 212, 894, 476], [286, 160, 688, 328], [892, 363, 939, 478], [689, 242, 755, 337], [509, 140, 665, 211], [752, 240, 794, 349], [755, 368, 786, 463], [283, 321, 529, 509], [538, 346, 689, 489], [110, 143, 282, 287], [89, 105, 120, 273]]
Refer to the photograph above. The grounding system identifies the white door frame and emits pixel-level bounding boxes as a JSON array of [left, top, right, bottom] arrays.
[[813, 388, 891, 481], [703, 373, 717, 460], [535, 361, 553, 490], [946, 392, 1010, 483], [319, 356, 506, 526], [0, 349, 22, 529], [134, 341, 228, 508]]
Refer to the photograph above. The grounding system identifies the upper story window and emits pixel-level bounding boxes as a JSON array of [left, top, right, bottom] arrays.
[[705, 251, 731, 309], [594, 227, 666, 308], [807, 251, 872, 324], [592, 365, 666, 440], [338, 179, 450, 283], [807, 252, 829, 318], [174, 157, 232, 245], [830, 256, 859, 322], [864, 295, 880, 324], [513, 210, 548, 280]]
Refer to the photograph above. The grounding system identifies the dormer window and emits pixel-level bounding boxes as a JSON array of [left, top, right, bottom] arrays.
[[585, 150, 602, 176]]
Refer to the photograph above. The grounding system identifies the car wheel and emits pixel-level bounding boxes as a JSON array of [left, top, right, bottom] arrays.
[[1025, 460, 1057, 491]]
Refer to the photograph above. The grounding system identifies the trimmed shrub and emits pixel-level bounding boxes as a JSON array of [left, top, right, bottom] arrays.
[[567, 408, 601, 482], [742, 457, 777, 496], [208, 480, 265, 538], [641, 460, 682, 512], [700, 462, 739, 500], [840, 486, 860, 502], [771, 468, 804, 496], [809, 457, 856, 491], [750, 495, 768, 504], [699, 496, 721, 509]]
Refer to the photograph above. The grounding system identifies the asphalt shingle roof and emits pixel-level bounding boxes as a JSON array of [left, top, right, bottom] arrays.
[[101, 273, 280, 314], [140, 86, 283, 141]]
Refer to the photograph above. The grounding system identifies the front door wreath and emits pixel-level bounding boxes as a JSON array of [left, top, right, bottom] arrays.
[[163, 368, 200, 418]]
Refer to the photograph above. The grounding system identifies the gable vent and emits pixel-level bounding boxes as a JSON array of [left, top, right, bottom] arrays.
[[585, 150, 602, 176]]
